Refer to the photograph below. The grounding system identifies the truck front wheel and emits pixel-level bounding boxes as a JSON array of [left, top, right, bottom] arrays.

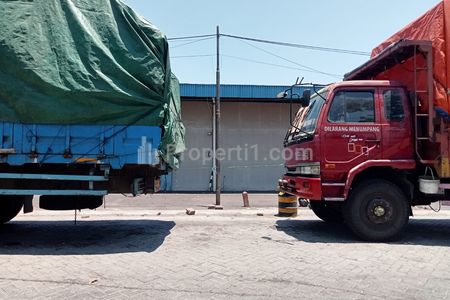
[[344, 179, 409, 242], [310, 201, 344, 223], [0, 196, 27, 224]]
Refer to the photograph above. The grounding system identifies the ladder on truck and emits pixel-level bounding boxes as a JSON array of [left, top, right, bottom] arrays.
[[412, 42, 436, 164]]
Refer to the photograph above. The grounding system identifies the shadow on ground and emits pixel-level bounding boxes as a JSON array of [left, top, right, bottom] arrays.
[[276, 218, 450, 246], [0, 220, 175, 255]]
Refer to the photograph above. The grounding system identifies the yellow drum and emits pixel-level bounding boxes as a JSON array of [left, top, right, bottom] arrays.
[[278, 192, 298, 217]]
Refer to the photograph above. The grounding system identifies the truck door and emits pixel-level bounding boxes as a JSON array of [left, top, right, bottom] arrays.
[[322, 89, 382, 182], [379, 88, 414, 159]]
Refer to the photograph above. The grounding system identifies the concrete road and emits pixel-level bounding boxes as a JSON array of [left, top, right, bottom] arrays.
[[0, 194, 449, 299]]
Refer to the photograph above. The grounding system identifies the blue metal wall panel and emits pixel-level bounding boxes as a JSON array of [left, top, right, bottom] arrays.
[[0, 123, 161, 169], [180, 83, 317, 99]]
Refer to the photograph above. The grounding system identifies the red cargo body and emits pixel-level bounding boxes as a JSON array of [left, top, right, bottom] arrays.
[[372, 0, 450, 115]]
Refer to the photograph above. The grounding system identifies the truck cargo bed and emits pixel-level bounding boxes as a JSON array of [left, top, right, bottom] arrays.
[[0, 123, 161, 169]]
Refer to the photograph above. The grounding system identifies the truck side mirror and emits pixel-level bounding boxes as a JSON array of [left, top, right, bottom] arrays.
[[277, 91, 288, 99], [300, 90, 311, 107]]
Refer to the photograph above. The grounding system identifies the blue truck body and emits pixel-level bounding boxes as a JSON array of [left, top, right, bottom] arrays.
[[0, 122, 161, 169], [0, 122, 164, 201]]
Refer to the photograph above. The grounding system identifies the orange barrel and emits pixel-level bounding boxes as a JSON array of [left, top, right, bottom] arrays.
[[278, 192, 298, 217]]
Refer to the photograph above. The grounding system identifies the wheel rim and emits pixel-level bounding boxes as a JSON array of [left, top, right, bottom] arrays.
[[366, 196, 393, 225]]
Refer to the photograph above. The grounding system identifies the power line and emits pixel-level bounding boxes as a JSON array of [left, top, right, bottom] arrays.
[[168, 34, 215, 41], [170, 37, 215, 49], [237, 39, 341, 78], [171, 54, 214, 59], [167, 32, 349, 77], [170, 53, 335, 76], [167, 33, 370, 56], [222, 54, 342, 77], [170, 52, 341, 77], [221, 33, 371, 56]]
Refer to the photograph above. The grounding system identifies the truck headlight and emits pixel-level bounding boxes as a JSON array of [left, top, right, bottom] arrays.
[[299, 165, 320, 175], [286, 163, 320, 175]]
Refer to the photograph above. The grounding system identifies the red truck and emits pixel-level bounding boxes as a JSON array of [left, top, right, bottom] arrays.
[[278, 1, 450, 241]]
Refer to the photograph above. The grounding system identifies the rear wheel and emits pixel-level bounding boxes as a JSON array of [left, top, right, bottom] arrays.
[[0, 196, 26, 224], [310, 201, 344, 223], [344, 179, 409, 242]]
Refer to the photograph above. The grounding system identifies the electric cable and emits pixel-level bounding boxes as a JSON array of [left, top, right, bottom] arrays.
[[171, 54, 215, 59], [221, 33, 371, 56], [168, 32, 365, 79], [168, 33, 370, 56], [168, 34, 215, 41], [170, 37, 215, 49], [222, 54, 341, 77], [235, 39, 342, 78]]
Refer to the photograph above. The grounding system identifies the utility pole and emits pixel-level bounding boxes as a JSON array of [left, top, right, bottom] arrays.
[[215, 26, 221, 206], [212, 97, 216, 192]]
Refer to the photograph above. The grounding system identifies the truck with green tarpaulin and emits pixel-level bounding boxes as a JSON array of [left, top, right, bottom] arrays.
[[0, 0, 185, 223]]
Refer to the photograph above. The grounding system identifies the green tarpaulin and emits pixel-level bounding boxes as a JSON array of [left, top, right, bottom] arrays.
[[0, 0, 185, 169]]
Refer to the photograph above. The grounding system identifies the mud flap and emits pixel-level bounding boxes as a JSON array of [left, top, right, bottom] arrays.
[[23, 196, 34, 214]]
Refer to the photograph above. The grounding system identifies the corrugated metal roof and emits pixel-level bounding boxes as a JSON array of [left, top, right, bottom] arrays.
[[180, 83, 319, 99]]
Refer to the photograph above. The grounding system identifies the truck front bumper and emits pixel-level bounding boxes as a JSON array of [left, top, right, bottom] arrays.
[[278, 175, 322, 200]]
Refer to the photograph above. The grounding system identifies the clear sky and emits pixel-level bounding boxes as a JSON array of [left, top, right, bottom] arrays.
[[124, 0, 441, 86]]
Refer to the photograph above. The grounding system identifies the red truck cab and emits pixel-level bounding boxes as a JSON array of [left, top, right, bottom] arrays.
[[282, 80, 415, 201], [279, 40, 450, 241]]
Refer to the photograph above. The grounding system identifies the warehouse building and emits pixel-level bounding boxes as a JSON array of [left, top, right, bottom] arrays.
[[162, 83, 312, 192]]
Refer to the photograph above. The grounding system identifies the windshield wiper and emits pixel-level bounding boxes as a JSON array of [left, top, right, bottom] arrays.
[[284, 125, 313, 145], [291, 126, 313, 138]]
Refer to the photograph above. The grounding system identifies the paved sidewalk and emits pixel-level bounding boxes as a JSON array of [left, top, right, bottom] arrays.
[[0, 195, 449, 299], [103, 193, 280, 209]]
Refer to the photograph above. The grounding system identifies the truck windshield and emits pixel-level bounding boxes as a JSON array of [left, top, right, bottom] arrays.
[[284, 89, 328, 145]]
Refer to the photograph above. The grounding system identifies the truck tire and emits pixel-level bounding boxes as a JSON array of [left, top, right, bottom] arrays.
[[343, 179, 409, 242], [310, 201, 344, 223], [0, 196, 27, 224]]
